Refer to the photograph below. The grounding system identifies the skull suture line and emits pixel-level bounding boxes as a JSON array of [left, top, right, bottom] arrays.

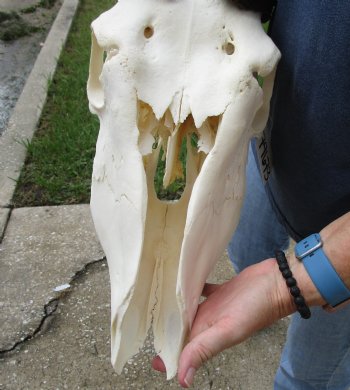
[[88, 0, 280, 379]]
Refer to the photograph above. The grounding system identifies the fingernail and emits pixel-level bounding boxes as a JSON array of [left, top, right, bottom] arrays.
[[184, 367, 196, 388]]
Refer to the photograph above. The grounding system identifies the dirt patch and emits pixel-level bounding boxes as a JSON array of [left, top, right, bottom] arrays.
[[0, 12, 40, 41], [0, 0, 63, 135]]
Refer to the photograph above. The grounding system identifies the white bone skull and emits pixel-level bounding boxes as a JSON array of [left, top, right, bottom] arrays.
[[88, 0, 280, 379]]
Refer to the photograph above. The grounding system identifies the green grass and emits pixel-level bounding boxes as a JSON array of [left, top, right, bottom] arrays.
[[154, 144, 187, 201], [13, 0, 116, 206]]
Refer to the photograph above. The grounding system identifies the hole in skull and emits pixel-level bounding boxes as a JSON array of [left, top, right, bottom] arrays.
[[137, 100, 220, 201], [154, 139, 187, 201], [144, 26, 154, 39], [223, 42, 235, 55], [104, 46, 119, 63], [190, 132, 199, 149], [253, 71, 264, 87]]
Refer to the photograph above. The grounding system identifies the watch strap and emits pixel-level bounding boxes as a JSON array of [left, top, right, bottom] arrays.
[[295, 233, 350, 308]]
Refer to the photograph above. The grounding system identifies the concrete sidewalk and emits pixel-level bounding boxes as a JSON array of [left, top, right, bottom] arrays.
[[0, 204, 289, 389]]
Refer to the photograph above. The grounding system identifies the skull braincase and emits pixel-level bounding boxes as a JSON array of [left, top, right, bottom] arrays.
[[88, 0, 280, 379]]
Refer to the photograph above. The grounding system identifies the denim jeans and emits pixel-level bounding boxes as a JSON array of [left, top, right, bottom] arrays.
[[228, 147, 350, 390]]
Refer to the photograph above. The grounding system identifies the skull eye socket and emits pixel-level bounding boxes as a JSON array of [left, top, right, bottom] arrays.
[[144, 26, 154, 39]]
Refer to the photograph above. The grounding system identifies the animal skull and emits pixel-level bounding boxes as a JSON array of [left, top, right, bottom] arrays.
[[88, 0, 280, 379]]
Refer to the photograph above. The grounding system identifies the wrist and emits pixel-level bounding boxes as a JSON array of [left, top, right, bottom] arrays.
[[271, 257, 296, 318], [288, 252, 327, 307], [273, 213, 350, 315], [272, 251, 326, 320], [294, 231, 350, 309]]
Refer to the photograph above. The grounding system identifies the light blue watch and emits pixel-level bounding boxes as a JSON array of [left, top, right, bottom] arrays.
[[295, 233, 350, 308]]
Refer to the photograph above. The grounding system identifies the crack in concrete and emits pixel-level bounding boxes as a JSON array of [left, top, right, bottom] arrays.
[[0, 297, 59, 357], [0, 256, 106, 357], [0, 206, 12, 243], [70, 257, 106, 285]]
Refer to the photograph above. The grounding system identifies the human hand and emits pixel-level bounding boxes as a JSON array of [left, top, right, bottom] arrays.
[[153, 258, 296, 387], [152, 212, 350, 387]]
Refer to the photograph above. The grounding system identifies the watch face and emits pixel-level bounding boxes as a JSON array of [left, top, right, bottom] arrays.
[[295, 233, 322, 260]]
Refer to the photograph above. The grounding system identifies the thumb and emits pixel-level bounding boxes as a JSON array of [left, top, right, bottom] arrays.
[[178, 321, 233, 388]]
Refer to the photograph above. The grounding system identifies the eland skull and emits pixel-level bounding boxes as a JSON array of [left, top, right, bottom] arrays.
[[88, 0, 280, 379]]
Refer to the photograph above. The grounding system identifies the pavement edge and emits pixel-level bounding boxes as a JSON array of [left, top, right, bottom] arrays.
[[0, 0, 80, 211]]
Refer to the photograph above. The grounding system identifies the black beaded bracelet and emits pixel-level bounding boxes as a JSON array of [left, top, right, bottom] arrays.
[[275, 250, 311, 319]]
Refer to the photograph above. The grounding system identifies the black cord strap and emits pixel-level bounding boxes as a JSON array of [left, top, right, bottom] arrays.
[[275, 250, 311, 319]]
